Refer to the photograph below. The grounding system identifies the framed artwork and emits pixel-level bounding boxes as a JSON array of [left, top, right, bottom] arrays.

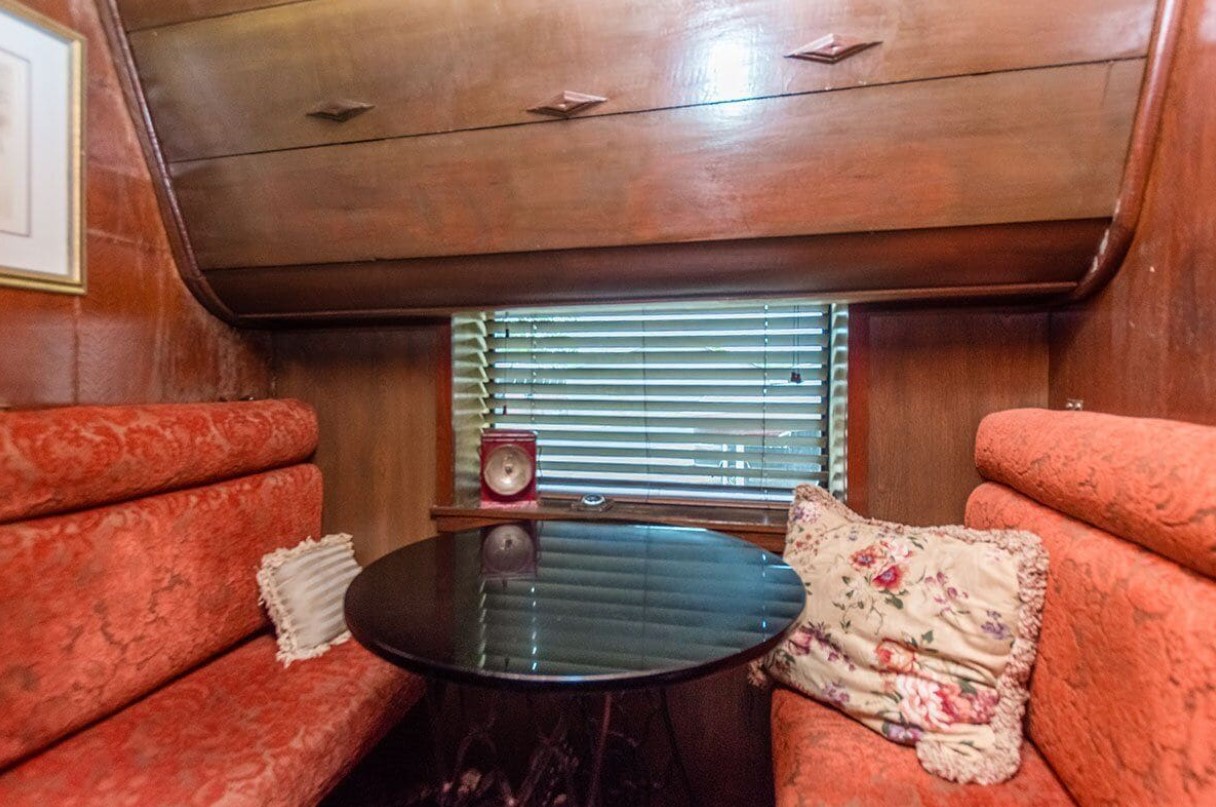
[[0, 0, 83, 294]]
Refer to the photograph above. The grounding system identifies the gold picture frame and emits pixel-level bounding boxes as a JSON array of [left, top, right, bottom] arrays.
[[0, 0, 84, 295]]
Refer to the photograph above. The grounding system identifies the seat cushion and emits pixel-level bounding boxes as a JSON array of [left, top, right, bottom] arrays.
[[0, 465, 322, 768], [967, 482, 1216, 807], [974, 408, 1216, 579], [0, 635, 425, 807], [771, 687, 1073, 807], [0, 399, 318, 525]]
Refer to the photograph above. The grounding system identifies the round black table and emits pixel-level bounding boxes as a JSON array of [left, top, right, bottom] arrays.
[[344, 520, 805, 806]]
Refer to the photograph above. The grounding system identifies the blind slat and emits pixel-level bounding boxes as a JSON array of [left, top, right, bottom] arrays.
[[536, 431, 826, 449], [487, 371, 828, 386], [487, 384, 826, 399], [538, 465, 824, 484], [488, 350, 825, 367], [492, 305, 828, 321], [487, 315, 825, 336], [491, 413, 823, 430], [488, 333, 831, 351], [538, 475, 828, 496], [540, 445, 826, 464], [491, 374, 826, 388], [488, 399, 826, 415]]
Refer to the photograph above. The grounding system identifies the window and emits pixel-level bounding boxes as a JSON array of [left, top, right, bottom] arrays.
[[454, 300, 847, 504]]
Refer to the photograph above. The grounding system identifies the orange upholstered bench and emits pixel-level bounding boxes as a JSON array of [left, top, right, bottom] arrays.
[[0, 400, 424, 806], [772, 408, 1216, 807]]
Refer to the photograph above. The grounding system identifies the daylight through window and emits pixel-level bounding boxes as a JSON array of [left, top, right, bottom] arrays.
[[454, 300, 848, 504]]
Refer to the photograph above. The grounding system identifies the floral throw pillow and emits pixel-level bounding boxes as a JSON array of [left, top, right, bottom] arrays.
[[757, 485, 1048, 784]]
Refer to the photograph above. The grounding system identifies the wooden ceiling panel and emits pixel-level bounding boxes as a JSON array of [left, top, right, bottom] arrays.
[[127, 0, 1157, 162], [171, 61, 1143, 271], [99, 0, 1169, 322], [116, 0, 303, 31]]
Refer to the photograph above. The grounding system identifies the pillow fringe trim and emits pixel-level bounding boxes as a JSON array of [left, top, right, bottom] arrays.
[[256, 533, 356, 668], [912, 522, 1048, 785]]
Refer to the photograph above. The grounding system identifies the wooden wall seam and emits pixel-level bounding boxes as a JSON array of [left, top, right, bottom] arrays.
[[94, 0, 243, 326]]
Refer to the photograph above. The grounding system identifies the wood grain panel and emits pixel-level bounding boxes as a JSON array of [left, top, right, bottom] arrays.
[[273, 326, 446, 564], [0, 288, 77, 408], [861, 308, 1050, 526], [1051, 0, 1216, 425], [0, 0, 271, 410], [116, 0, 303, 31], [202, 221, 1102, 321], [173, 61, 1144, 271], [127, 0, 1157, 161]]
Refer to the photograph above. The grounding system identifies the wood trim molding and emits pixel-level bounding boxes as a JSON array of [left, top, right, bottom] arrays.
[[119, 1, 312, 32], [1067, 0, 1184, 301], [846, 306, 871, 516], [432, 499, 789, 553], [225, 283, 1078, 327], [95, 0, 241, 325], [200, 220, 1100, 324], [434, 318, 455, 507]]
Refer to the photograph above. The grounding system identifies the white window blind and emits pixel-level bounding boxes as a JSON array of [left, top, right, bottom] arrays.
[[454, 300, 847, 504]]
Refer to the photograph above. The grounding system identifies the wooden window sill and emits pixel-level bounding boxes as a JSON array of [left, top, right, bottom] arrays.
[[431, 497, 789, 554]]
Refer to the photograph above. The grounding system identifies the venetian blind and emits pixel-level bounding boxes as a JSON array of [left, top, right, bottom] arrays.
[[455, 300, 847, 504]]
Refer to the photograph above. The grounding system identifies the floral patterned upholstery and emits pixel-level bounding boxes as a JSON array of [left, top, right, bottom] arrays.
[[772, 687, 1072, 807], [975, 408, 1216, 578], [0, 635, 425, 807], [0, 401, 424, 804], [0, 400, 318, 525], [0, 465, 322, 767]]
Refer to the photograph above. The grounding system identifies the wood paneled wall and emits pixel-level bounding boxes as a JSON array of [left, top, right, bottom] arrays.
[[1051, 0, 1216, 424], [270, 306, 1051, 562], [0, 0, 270, 410], [853, 308, 1050, 525], [272, 325, 447, 564]]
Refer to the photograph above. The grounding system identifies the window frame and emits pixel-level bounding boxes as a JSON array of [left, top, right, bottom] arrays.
[[442, 301, 851, 522]]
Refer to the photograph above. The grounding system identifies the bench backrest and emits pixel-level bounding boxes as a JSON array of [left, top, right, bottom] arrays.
[[0, 400, 321, 770], [966, 408, 1216, 807]]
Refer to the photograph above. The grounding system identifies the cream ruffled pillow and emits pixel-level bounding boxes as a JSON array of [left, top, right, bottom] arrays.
[[757, 485, 1048, 784], [257, 534, 361, 666]]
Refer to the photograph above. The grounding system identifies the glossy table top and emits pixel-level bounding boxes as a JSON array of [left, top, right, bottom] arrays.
[[344, 521, 804, 691]]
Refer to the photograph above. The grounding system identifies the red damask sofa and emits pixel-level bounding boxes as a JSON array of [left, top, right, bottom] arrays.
[[0, 400, 424, 806], [772, 408, 1216, 806]]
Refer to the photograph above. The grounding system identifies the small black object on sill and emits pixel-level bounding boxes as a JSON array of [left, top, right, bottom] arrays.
[[571, 494, 613, 513]]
